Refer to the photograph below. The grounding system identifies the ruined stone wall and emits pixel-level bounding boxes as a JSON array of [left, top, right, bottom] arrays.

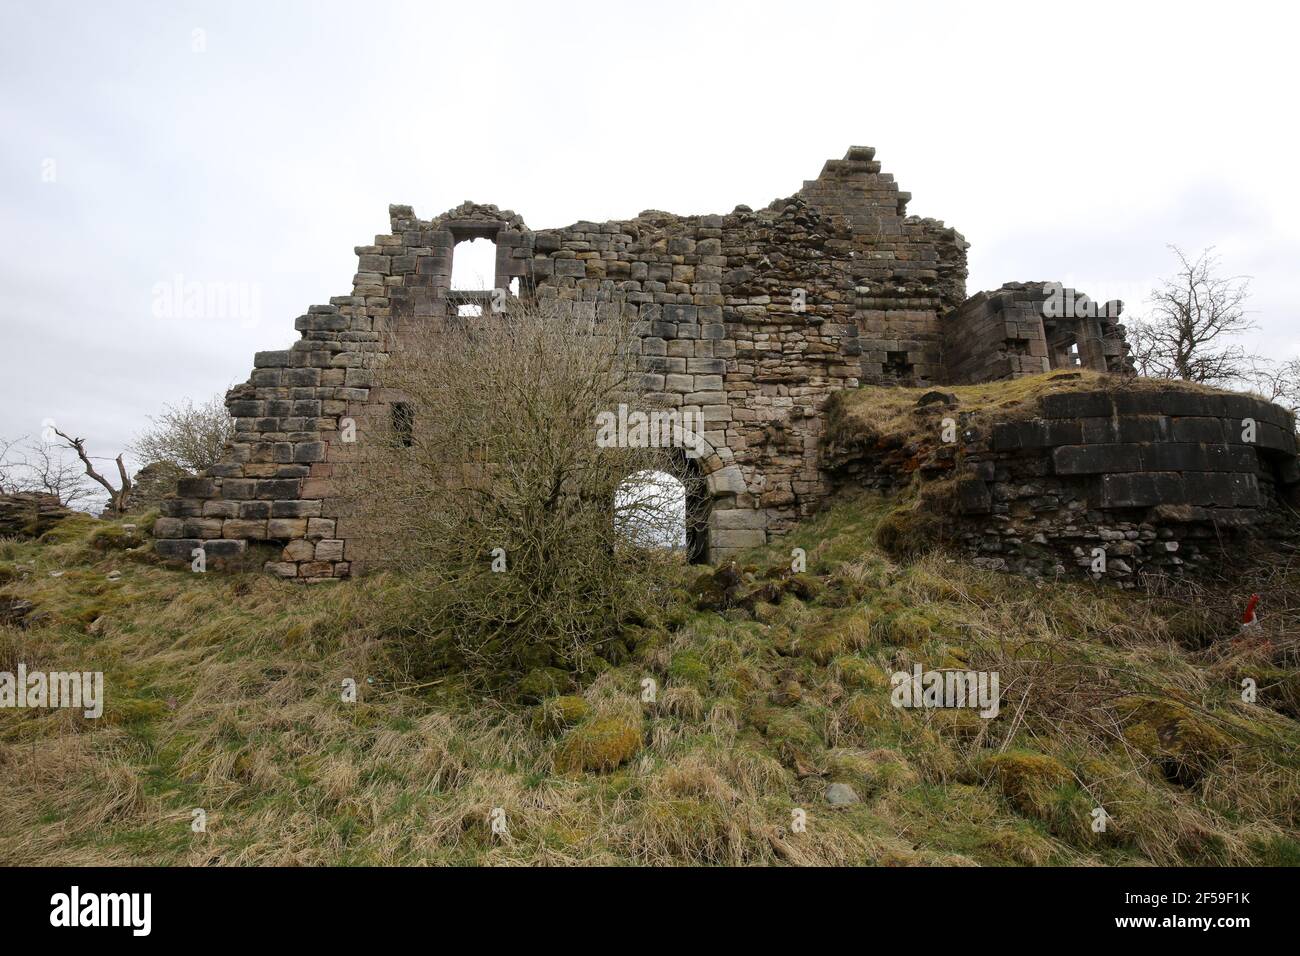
[[944, 282, 1130, 385], [153, 147, 1172, 578], [827, 385, 1300, 585], [154, 147, 985, 575]]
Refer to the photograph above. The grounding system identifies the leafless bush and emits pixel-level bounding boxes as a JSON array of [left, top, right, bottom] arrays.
[[0, 435, 95, 508], [129, 394, 235, 474], [1128, 245, 1255, 387], [1242, 356, 1300, 419], [342, 300, 703, 680]]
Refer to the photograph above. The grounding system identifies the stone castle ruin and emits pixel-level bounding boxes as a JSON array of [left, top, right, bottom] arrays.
[[153, 147, 1297, 579]]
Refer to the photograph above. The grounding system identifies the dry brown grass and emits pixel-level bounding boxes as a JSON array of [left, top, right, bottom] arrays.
[[1, 491, 1297, 867]]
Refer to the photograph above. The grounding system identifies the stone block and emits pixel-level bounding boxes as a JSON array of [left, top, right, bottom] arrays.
[[222, 519, 269, 540], [957, 478, 992, 514], [253, 350, 290, 368], [282, 539, 315, 561], [272, 499, 323, 518], [256, 479, 301, 499], [1039, 392, 1114, 419], [1170, 416, 1225, 444], [182, 517, 224, 539], [267, 518, 308, 539], [712, 509, 767, 530], [1053, 443, 1143, 475], [713, 529, 766, 549], [176, 477, 217, 498], [152, 517, 185, 538], [154, 538, 202, 560], [293, 442, 326, 463], [306, 517, 336, 539], [315, 539, 345, 561], [202, 539, 247, 559]]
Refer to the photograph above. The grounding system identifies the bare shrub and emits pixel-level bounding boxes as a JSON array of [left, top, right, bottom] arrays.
[[1129, 246, 1255, 387], [0, 435, 95, 508], [342, 301, 703, 681], [129, 394, 235, 474]]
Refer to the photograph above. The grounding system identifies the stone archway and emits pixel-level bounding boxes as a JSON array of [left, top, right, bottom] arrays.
[[664, 421, 755, 563]]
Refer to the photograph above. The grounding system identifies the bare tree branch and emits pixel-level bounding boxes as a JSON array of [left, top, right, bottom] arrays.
[[0, 435, 95, 507], [1128, 245, 1256, 387], [51, 427, 132, 513]]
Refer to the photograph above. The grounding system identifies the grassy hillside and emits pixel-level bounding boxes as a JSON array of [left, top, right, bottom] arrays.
[[1, 496, 1298, 866]]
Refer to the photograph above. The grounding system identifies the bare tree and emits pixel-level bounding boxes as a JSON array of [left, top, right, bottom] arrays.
[[342, 300, 700, 680], [1243, 355, 1300, 418], [0, 435, 95, 507], [0, 436, 18, 494], [20, 440, 95, 507], [129, 394, 235, 474], [1128, 246, 1256, 387], [51, 427, 132, 514]]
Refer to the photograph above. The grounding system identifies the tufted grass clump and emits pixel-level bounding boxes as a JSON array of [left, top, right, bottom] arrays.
[[1, 469, 1297, 867]]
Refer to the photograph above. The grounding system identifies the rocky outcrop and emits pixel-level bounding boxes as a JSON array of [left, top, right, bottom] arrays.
[[0, 492, 75, 537]]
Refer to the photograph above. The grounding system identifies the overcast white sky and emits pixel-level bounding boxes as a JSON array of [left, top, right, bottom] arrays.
[[2, 0, 1297, 474]]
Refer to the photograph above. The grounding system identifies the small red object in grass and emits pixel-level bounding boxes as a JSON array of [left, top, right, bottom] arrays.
[[1242, 593, 1260, 626]]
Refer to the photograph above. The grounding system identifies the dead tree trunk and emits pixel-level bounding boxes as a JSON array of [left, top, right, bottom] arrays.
[[52, 427, 132, 514]]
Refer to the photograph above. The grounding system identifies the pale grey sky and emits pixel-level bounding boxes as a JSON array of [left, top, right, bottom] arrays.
[[2, 0, 1297, 478]]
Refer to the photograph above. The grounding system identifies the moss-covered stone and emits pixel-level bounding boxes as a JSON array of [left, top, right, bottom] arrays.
[[769, 678, 803, 706], [553, 715, 643, 773], [640, 798, 731, 863], [793, 618, 849, 665], [785, 573, 826, 602], [843, 691, 895, 736], [88, 524, 139, 552], [981, 751, 1073, 821], [930, 706, 987, 741], [874, 505, 946, 560], [531, 695, 590, 736], [689, 563, 745, 612], [1115, 696, 1230, 786], [516, 667, 572, 704], [863, 748, 920, 793]]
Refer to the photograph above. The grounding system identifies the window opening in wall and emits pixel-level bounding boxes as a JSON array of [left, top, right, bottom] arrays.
[[450, 237, 496, 292], [884, 350, 914, 383]]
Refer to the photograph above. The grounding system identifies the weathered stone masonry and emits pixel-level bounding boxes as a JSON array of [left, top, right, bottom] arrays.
[[154, 147, 1180, 576], [826, 384, 1300, 584]]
